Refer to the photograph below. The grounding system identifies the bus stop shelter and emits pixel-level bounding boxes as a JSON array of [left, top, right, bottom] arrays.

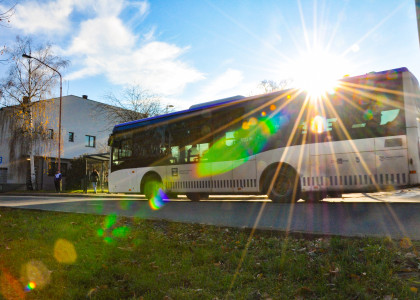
[[83, 153, 109, 193]]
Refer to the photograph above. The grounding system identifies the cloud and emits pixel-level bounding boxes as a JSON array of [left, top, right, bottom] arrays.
[[11, 0, 74, 34], [11, 0, 138, 35], [11, 0, 203, 96], [64, 3, 203, 95], [199, 68, 244, 100], [66, 16, 135, 56]]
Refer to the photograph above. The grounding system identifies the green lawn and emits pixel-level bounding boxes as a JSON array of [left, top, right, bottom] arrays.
[[0, 207, 418, 299]]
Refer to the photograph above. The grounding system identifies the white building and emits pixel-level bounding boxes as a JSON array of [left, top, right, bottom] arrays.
[[0, 95, 117, 191]]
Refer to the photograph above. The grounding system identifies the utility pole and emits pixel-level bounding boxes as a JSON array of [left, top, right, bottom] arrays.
[[416, 0, 420, 47]]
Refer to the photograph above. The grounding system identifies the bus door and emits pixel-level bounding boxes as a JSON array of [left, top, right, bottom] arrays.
[[165, 143, 212, 194], [210, 131, 234, 193], [165, 114, 213, 194], [210, 106, 248, 194]]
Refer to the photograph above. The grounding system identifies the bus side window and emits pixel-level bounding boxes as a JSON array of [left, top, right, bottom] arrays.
[[179, 147, 186, 164], [170, 146, 179, 164], [380, 109, 400, 126], [226, 131, 235, 146], [380, 109, 402, 136]]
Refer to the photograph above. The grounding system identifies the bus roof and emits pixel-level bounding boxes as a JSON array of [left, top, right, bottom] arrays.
[[112, 67, 413, 134], [112, 95, 254, 134]]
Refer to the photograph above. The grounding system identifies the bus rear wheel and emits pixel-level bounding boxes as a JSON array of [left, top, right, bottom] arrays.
[[265, 166, 301, 203], [301, 191, 326, 203]]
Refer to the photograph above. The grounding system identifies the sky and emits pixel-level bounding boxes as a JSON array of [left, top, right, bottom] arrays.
[[0, 0, 419, 110]]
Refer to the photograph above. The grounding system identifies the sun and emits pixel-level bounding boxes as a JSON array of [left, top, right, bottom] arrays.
[[291, 48, 350, 99]]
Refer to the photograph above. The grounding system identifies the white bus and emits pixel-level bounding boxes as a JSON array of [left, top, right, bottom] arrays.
[[108, 67, 420, 203]]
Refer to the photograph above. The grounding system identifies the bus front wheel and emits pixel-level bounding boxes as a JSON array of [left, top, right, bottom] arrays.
[[265, 167, 301, 203], [186, 193, 207, 202], [144, 177, 162, 201]]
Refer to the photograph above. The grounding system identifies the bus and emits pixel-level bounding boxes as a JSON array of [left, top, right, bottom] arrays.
[[108, 67, 420, 203]]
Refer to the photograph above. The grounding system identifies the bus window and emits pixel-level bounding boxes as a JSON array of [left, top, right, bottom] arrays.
[[170, 146, 179, 164], [185, 143, 209, 163], [333, 74, 406, 140], [111, 138, 133, 168], [120, 139, 132, 158], [210, 106, 246, 161], [197, 143, 209, 162], [380, 109, 400, 125], [225, 131, 235, 146]]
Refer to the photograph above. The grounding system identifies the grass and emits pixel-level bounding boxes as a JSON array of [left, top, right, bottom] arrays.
[[0, 207, 419, 299]]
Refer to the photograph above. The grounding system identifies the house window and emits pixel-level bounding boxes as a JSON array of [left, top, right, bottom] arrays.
[[0, 168, 7, 183], [85, 135, 96, 147], [48, 129, 54, 139], [69, 132, 74, 142]]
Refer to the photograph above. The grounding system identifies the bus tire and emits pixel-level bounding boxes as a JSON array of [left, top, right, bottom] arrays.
[[166, 193, 178, 199], [200, 193, 209, 200], [327, 191, 342, 198], [301, 191, 326, 203], [264, 166, 301, 203], [186, 193, 201, 202], [143, 176, 162, 201]]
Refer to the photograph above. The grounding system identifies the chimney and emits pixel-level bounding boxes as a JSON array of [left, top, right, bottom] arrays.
[[82, 95, 88, 99]]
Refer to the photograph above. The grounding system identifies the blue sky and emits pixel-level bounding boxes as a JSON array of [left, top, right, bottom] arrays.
[[1, 0, 419, 110]]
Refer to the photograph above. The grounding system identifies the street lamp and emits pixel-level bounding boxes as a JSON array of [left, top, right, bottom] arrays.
[[165, 104, 174, 113], [22, 54, 63, 173]]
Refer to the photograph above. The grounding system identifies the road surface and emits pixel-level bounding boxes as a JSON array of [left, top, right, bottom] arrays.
[[0, 189, 419, 240]]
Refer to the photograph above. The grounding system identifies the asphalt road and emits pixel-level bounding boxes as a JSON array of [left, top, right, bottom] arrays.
[[1, 190, 420, 240]]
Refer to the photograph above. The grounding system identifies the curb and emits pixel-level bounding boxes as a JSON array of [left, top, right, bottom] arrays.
[[0, 192, 145, 199]]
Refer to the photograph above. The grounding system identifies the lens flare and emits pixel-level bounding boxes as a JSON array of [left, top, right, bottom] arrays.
[[363, 109, 373, 121], [149, 188, 169, 210], [104, 214, 117, 229], [249, 117, 258, 126], [310, 115, 326, 133], [54, 239, 77, 264], [104, 237, 113, 244], [290, 47, 349, 98], [196, 115, 286, 177], [1, 268, 25, 299], [20, 260, 51, 290], [97, 214, 133, 243], [25, 281, 36, 291], [386, 70, 398, 80], [112, 226, 131, 238], [118, 199, 132, 210]]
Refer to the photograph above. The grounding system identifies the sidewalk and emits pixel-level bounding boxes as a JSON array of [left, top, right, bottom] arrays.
[[0, 191, 145, 199]]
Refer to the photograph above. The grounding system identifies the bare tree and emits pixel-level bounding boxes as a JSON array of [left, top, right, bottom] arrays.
[[101, 84, 173, 126], [0, 2, 14, 27], [258, 79, 293, 93], [0, 2, 15, 62], [0, 36, 69, 189]]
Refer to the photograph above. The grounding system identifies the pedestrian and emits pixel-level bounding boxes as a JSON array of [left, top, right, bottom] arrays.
[[90, 168, 99, 193], [54, 170, 62, 193]]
